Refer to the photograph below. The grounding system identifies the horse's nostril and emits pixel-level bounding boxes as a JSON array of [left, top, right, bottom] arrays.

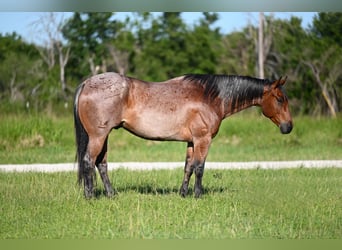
[[280, 122, 293, 134]]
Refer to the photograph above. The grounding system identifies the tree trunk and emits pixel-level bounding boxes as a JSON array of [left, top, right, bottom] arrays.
[[258, 12, 264, 79], [321, 88, 337, 117], [9, 71, 16, 102], [304, 61, 338, 117], [56, 42, 70, 93], [88, 54, 98, 75], [108, 45, 126, 75]]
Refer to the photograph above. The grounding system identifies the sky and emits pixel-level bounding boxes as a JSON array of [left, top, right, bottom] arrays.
[[0, 12, 317, 44]]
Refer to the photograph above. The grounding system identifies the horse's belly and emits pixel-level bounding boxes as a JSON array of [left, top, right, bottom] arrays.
[[122, 112, 190, 141]]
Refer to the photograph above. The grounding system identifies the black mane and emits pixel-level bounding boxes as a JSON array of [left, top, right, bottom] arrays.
[[184, 74, 273, 110]]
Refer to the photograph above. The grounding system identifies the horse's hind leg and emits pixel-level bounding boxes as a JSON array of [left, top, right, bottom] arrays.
[[84, 135, 110, 198], [180, 142, 195, 197], [83, 152, 96, 198], [95, 137, 115, 197]]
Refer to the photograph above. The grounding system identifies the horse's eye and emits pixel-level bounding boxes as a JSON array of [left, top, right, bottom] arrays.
[[276, 96, 284, 104]]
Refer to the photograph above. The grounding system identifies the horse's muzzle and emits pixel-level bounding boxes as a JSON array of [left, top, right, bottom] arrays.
[[279, 122, 293, 134]]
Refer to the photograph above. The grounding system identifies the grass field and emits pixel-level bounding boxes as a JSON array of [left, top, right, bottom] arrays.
[[1, 112, 341, 239], [0, 112, 341, 163], [0, 168, 341, 239]]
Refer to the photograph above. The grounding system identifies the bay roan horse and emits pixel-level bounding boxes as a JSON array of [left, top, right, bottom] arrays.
[[74, 72, 293, 198]]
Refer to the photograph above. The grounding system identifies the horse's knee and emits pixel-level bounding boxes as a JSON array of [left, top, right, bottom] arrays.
[[194, 162, 204, 178]]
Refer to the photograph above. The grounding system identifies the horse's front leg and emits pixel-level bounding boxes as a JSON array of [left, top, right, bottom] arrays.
[[193, 136, 211, 198], [180, 142, 194, 197], [180, 137, 211, 198]]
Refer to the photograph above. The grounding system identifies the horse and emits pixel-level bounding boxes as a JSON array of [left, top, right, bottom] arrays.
[[74, 72, 293, 198]]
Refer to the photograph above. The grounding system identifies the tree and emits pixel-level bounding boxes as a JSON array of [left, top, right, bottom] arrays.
[[0, 33, 42, 104], [186, 12, 222, 74], [304, 13, 342, 117], [311, 12, 342, 46], [303, 46, 341, 117], [132, 12, 223, 80], [131, 12, 189, 80], [62, 12, 124, 77], [31, 13, 70, 93], [255, 13, 275, 78], [1, 12, 340, 117], [258, 12, 265, 78], [220, 31, 253, 75], [107, 29, 134, 75]]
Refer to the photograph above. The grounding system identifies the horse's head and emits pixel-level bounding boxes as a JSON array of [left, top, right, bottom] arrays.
[[261, 76, 293, 134]]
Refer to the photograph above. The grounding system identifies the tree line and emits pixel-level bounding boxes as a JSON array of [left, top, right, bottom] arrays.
[[0, 12, 341, 117]]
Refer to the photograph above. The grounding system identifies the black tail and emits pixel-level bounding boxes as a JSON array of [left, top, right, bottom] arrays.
[[74, 83, 88, 185]]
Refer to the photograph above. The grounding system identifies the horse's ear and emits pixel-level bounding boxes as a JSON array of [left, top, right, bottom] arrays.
[[272, 76, 287, 89], [279, 76, 288, 86]]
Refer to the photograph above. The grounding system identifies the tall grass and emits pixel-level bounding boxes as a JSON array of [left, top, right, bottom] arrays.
[[0, 168, 341, 239], [0, 114, 75, 163], [0, 112, 341, 163]]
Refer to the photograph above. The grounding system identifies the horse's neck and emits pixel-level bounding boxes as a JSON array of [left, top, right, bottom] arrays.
[[223, 96, 262, 118]]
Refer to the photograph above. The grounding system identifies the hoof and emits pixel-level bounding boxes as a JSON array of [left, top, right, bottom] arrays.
[[84, 188, 94, 199], [179, 185, 188, 198], [106, 189, 117, 198], [194, 187, 203, 198]]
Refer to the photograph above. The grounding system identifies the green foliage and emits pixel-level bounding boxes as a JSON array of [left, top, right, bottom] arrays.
[[1, 168, 341, 238], [0, 12, 341, 116], [305, 13, 342, 116], [186, 13, 222, 74], [0, 33, 41, 102], [0, 32, 71, 113], [312, 12, 342, 46], [220, 30, 255, 75], [62, 12, 125, 78], [132, 13, 185, 80]]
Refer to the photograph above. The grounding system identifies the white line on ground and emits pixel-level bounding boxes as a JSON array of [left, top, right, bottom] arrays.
[[0, 160, 341, 172]]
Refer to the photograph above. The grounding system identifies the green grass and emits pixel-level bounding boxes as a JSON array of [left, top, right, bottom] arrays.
[[0, 112, 341, 163], [0, 114, 75, 163], [1, 113, 341, 240], [0, 168, 341, 239]]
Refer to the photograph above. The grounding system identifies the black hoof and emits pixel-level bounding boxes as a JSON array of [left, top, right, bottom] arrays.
[[179, 185, 188, 198], [194, 187, 203, 198]]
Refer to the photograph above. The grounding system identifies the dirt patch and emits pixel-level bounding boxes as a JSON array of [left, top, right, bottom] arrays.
[[20, 134, 45, 148]]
